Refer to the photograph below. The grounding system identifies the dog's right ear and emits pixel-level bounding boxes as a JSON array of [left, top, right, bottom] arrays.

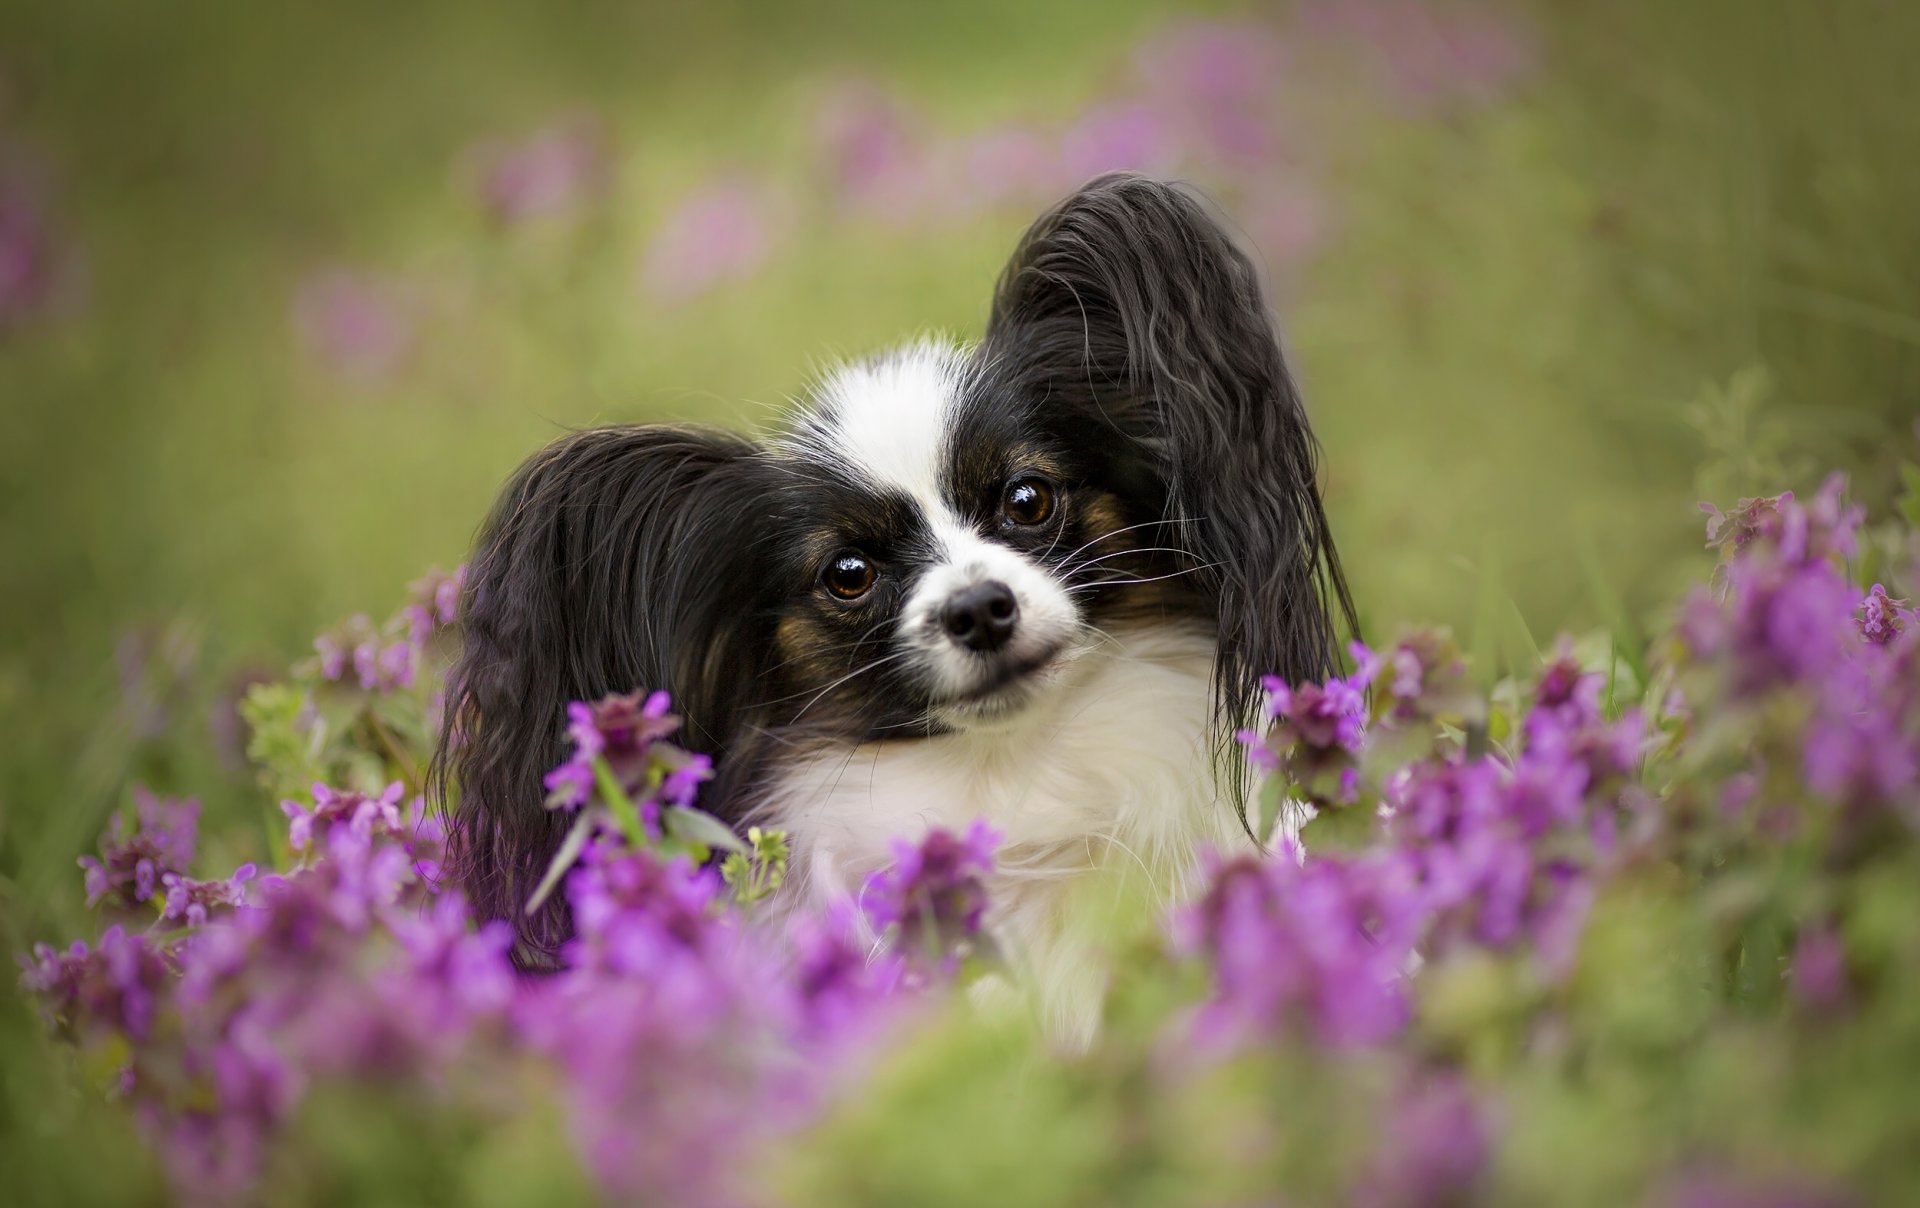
[[429, 425, 768, 958]]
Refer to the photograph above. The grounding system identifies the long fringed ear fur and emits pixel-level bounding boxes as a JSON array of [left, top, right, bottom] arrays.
[[429, 425, 772, 960], [981, 172, 1358, 816]]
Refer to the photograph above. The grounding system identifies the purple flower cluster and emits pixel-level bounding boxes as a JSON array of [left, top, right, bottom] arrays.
[[25, 682, 943, 1204], [312, 564, 464, 696], [26, 468, 1919, 1203], [1172, 849, 1420, 1048], [1239, 667, 1371, 807], [1197, 606, 1662, 1054], [1682, 478, 1919, 814], [289, 269, 419, 388], [77, 788, 200, 912], [860, 820, 1000, 963], [283, 6, 1534, 336], [542, 688, 704, 818], [473, 115, 610, 228]]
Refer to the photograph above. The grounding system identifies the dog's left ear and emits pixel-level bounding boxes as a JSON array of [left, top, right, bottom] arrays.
[[982, 173, 1357, 766]]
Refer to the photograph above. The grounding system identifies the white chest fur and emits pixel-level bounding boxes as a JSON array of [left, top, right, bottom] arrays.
[[755, 625, 1258, 1043]]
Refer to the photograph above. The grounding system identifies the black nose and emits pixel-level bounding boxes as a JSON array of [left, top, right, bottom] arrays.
[[941, 581, 1019, 653]]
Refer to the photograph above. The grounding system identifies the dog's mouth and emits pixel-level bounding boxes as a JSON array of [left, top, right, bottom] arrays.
[[933, 640, 1077, 723], [955, 644, 1066, 701]]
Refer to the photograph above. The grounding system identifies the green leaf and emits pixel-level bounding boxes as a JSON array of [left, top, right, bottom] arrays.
[[524, 809, 595, 917], [1253, 776, 1289, 845], [1302, 801, 1376, 852], [662, 805, 749, 855]]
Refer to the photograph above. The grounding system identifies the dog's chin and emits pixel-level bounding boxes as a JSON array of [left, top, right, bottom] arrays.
[[928, 639, 1083, 732]]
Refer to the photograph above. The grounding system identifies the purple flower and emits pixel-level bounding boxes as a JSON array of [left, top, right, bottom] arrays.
[[1301, 1, 1536, 113], [0, 164, 60, 330], [473, 116, 609, 227], [1701, 476, 1863, 576], [639, 179, 780, 303], [19, 925, 175, 1044], [1134, 19, 1289, 163], [1238, 666, 1371, 806], [812, 79, 925, 213], [861, 821, 1001, 960], [77, 789, 200, 911], [291, 269, 418, 386], [282, 782, 406, 854], [1060, 103, 1179, 181], [1173, 851, 1419, 1050], [1351, 630, 1476, 725], [162, 865, 258, 928], [1856, 583, 1912, 645], [1357, 1073, 1494, 1208], [543, 689, 686, 813], [1790, 924, 1848, 1012], [402, 564, 466, 643]]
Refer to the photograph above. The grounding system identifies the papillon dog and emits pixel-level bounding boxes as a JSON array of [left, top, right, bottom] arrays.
[[434, 173, 1354, 1040]]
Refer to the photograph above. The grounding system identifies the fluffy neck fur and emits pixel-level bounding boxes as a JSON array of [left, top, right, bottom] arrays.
[[752, 624, 1268, 1045]]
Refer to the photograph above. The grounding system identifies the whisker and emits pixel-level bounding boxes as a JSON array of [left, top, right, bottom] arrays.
[[1051, 517, 1204, 570], [1063, 545, 1204, 577], [786, 650, 916, 722]]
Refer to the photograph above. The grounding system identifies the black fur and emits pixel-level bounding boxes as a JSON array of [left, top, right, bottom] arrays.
[[429, 425, 777, 954], [980, 173, 1358, 809], [432, 173, 1355, 956]]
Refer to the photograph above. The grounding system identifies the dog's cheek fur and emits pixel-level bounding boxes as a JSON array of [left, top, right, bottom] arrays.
[[429, 425, 781, 961]]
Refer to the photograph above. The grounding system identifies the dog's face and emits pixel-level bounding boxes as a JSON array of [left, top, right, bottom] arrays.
[[441, 174, 1356, 951], [764, 344, 1192, 736]]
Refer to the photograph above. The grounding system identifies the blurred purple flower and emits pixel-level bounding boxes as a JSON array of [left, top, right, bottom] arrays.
[[1301, 1, 1536, 113], [639, 179, 780, 303], [19, 925, 175, 1044], [1856, 583, 1912, 645], [1060, 102, 1180, 181], [78, 789, 200, 912], [1135, 20, 1289, 163], [473, 116, 610, 227], [402, 564, 466, 643], [281, 782, 406, 854], [861, 821, 1000, 960], [0, 165, 58, 330], [812, 79, 926, 212], [162, 865, 258, 928], [1173, 850, 1419, 1049], [291, 269, 418, 386], [1790, 924, 1849, 1013], [1357, 1072, 1494, 1208], [950, 124, 1061, 211]]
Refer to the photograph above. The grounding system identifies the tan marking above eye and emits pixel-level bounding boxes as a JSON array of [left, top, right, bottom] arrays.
[[1002, 476, 1056, 526], [823, 551, 877, 600]]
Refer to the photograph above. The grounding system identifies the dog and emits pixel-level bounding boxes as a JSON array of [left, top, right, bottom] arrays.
[[434, 173, 1354, 1040]]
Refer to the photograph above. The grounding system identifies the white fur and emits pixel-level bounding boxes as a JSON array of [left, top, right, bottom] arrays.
[[754, 625, 1259, 1046], [785, 340, 961, 519]]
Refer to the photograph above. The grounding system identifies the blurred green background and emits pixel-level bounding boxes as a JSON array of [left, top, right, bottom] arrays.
[[4, 0, 1919, 947]]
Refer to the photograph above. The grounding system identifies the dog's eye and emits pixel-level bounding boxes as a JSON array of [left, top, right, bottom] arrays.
[[1001, 476, 1056, 527], [822, 551, 877, 601]]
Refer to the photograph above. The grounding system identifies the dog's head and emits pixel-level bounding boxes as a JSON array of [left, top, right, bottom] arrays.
[[433, 174, 1354, 950]]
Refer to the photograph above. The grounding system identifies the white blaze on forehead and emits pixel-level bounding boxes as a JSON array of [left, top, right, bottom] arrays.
[[794, 342, 963, 518]]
